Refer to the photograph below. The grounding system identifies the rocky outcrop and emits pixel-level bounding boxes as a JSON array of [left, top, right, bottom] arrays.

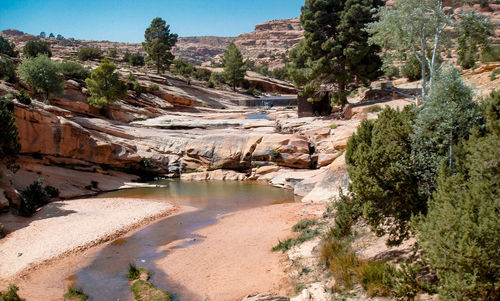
[[173, 36, 236, 64], [235, 18, 303, 69], [242, 293, 290, 301]]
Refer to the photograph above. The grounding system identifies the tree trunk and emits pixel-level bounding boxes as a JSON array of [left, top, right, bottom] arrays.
[[420, 30, 427, 101]]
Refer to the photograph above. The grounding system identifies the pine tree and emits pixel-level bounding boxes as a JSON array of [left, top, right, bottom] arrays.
[[222, 43, 246, 91], [0, 36, 18, 57], [292, 0, 383, 107], [0, 99, 20, 161], [143, 17, 178, 73], [456, 11, 494, 69], [415, 91, 500, 300], [85, 59, 127, 109]]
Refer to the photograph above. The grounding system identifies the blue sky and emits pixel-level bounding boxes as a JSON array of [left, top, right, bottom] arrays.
[[0, 0, 304, 42]]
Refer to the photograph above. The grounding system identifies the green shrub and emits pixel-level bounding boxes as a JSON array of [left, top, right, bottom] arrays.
[[390, 263, 436, 300], [271, 239, 294, 252], [329, 123, 338, 129], [209, 72, 225, 84], [128, 53, 145, 67], [77, 47, 103, 61], [321, 238, 359, 290], [0, 99, 21, 161], [363, 105, 382, 113], [23, 40, 51, 58], [0, 37, 18, 57], [17, 55, 65, 100], [0, 284, 21, 301], [16, 179, 59, 217], [356, 261, 394, 297], [292, 219, 317, 232], [481, 45, 500, 62], [401, 55, 423, 81], [490, 68, 500, 81], [346, 105, 421, 245], [59, 61, 90, 81], [148, 83, 159, 91], [205, 81, 215, 88], [108, 49, 117, 58], [0, 55, 17, 83], [268, 149, 281, 160], [125, 263, 151, 281], [132, 81, 143, 95], [131, 280, 172, 301], [325, 192, 362, 240], [415, 91, 500, 300], [16, 90, 31, 105], [63, 287, 88, 300]]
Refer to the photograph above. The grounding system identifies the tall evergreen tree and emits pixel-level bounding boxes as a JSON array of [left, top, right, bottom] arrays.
[[222, 43, 246, 91], [0, 36, 18, 58], [143, 17, 178, 73], [291, 0, 383, 107], [456, 11, 493, 69], [0, 99, 21, 161]]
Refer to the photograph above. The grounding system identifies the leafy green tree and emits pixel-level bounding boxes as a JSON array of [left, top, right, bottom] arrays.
[[410, 67, 479, 200], [77, 46, 103, 61], [22, 40, 52, 58], [143, 17, 178, 73], [0, 36, 18, 57], [415, 91, 500, 300], [56, 34, 64, 41], [456, 11, 494, 69], [49, 33, 55, 38], [17, 55, 64, 100], [366, 0, 450, 99], [0, 98, 21, 161], [85, 59, 127, 109], [291, 0, 383, 107], [345, 106, 422, 245], [39, 32, 46, 38], [222, 43, 246, 91]]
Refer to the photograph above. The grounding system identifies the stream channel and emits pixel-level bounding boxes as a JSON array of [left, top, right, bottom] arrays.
[[74, 179, 298, 300]]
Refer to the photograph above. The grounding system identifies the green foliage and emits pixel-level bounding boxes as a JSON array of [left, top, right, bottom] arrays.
[[0, 285, 21, 301], [293, 0, 383, 107], [16, 179, 59, 217], [356, 261, 394, 297], [325, 192, 362, 240], [143, 17, 178, 73], [17, 55, 65, 100], [131, 280, 172, 301], [125, 263, 151, 281], [366, 0, 450, 97], [292, 219, 318, 232], [59, 60, 90, 81], [480, 45, 500, 62], [85, 59, 127, 109], [0, 98, 21, 161], [272, 239, 294, 252], [411, 67, 479, 200], [209, 72, 225, 85], [148, 83, 159, 91], [0, 55, 17, 83], [415, 91, 500, 300], [268, 149, 281, 160], [490, 68, 500, 81], [108, 49, 117, 58], [63, 287, 88, 300], [128, 53, 145, 67], [390, 263, 436, 300], [346, 106, 421, 245], [320, 238, 359, 290], [401, 55, 423, 81], [16, 90, 31, 105], [131, 81, 143, 95], [222, 43, 246, 91], [173, 59, 194, 77], [363, 105, 382, 113], [329, 123, 337, 129], [456, 11, 494, 69], [77, 47, 103, 61], [23, 40, 51, 58], [0, 37, 18, 57]]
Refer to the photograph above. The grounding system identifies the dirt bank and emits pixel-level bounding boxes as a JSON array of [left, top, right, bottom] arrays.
[[0, 197, 176, 281]]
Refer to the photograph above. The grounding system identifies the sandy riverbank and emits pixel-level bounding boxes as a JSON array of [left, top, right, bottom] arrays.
[[0, 197, 176, 281], [2, 200, 324, 301]]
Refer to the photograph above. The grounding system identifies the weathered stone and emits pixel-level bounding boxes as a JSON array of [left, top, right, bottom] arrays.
[[242, 293, 290, 301], [181, 169, 247, 181]]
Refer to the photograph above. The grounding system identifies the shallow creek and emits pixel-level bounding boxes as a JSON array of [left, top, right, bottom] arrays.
[[74, 180, 298, 300]]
